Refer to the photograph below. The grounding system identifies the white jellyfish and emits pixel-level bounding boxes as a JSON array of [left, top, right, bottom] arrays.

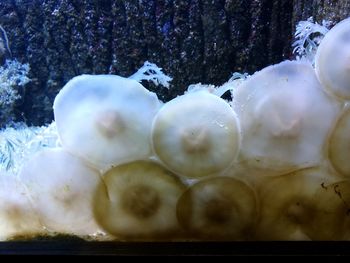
[[315, 17, 350, 100], [18, 148, 104, 237], [231, 60, 340, 174], [151, 90, 241, 178], [53, 75, 162, 171], [0, 173, 44, 240]]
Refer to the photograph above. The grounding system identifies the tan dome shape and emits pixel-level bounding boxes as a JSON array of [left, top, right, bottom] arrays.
[[177, 177, 257, 240], [53, 75, 162, 171], [19, 148, 103, 236], [315, 18, 350, 100], [328, 106, 350, 177], [93, 161, 186, 240], [256, 168, 346, 240], [232, 60, 340, 173], [152, 91, 241, 178]]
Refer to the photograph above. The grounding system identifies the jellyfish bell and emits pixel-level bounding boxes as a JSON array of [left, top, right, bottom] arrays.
[[176, 176, 257, 240], [151, 90, 241, 178], [93, 161, 186, 240], [0, 173, 44, 240], [311, 180, 350, 240], [95, 109, 126, 139], [328, 106, 350, 177], [231, 60, 340, 174], [18, 148, 104, 237], [315, 17, 350, 100], [253, 89, 305, 139], [256, 168, 349, 240], [53, 74, 162, 171]]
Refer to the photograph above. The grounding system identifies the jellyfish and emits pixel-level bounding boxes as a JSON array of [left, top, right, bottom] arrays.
[[231, 60, 340, 174], [256, 168, 350, 240], [93, 161, 186, 240], [0, 173, 44, 240], [177, 177, 257, 240], [53, 75, 162, 172], [152, 90, 241, 178], [18, 148, 104, 237], [315, 17, 350, 100]]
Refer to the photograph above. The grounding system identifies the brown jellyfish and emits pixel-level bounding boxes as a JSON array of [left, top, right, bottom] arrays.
[[176, 177, 257, 240], [93, 161, 186, 240], [328, 106, 350, 177], [256, 168, 349, 240]]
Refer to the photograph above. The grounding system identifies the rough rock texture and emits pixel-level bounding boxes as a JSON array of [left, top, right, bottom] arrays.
[[0, 0, 349, 126]]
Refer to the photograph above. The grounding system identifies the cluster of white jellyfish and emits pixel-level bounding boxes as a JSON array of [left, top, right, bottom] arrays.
[[1, 17, 350, 241]]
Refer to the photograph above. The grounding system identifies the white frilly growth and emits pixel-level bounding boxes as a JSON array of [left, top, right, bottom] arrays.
[[0, 122, 59, 175], [292, 17, 331, 65], [0, 59, 31, 107], [186, 72, 248, 99], [129, 61, 173, 89]]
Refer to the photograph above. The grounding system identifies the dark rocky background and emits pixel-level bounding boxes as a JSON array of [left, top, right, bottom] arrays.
[[0, 0, 349, 126]]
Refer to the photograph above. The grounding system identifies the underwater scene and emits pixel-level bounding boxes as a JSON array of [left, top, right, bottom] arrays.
[[1, 0, 350, 242]]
